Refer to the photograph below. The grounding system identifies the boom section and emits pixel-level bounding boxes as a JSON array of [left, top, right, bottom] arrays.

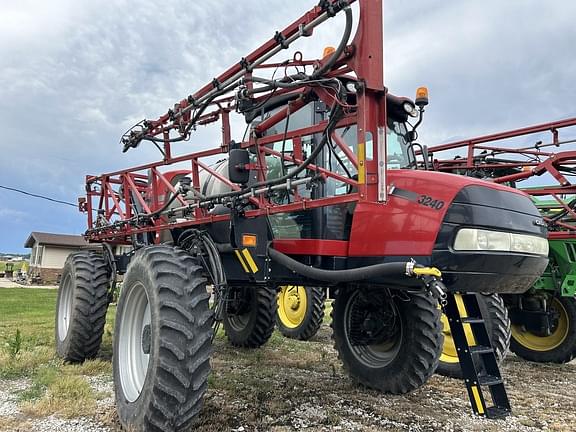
[[81, 0, 394, 244]]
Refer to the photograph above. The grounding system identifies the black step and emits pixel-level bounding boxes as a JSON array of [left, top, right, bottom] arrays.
[[461, 317, 484, 324], [486, 406, 511, 420], [478, 374, 503, 386], [469, 345, 494, 355]]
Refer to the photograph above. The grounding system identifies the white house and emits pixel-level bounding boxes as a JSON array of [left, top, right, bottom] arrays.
[[24, 232, 90, 284]]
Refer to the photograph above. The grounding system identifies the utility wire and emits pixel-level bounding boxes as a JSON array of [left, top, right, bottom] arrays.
[[0, 185, 77, 208]]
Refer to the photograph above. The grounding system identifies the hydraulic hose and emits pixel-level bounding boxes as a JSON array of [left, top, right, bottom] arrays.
[[194, 103, 344, 204], [268, 247, 409, 283], [312, 4, 353, 79]]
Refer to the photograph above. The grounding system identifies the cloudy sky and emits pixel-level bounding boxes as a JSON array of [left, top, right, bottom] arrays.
[[1, 0, 575, 253]]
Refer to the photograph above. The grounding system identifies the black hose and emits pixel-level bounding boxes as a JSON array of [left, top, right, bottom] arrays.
[[196, 102, 344, 204], [251, 103, 344, 188], [268, 247, 408, 283], [312, 5, 353, 79], [147, 191, 181, 219]]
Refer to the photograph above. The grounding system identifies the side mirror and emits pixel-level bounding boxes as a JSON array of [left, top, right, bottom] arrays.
[[228, 149, 250, 184]]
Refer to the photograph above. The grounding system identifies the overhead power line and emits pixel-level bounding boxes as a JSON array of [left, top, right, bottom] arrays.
[[0, 185, 77, 208]]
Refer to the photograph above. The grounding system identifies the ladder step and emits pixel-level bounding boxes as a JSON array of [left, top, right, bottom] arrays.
[[486, 406, 511, 420], [478, 374, 503, 386], [461, 317, 484, 324], [469, 345, 494, 355]]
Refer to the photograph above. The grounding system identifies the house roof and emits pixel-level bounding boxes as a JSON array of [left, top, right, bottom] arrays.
[[24, 232, 89, 248]]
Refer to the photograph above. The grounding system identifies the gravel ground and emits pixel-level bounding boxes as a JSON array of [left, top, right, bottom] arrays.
[[1, 325, 575, 431], [0, 378, 112, 432]]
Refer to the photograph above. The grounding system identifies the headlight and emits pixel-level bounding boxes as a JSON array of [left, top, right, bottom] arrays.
[[453, 228, 548, 256], [345, 81, 357, 93], [402, 101, 418, 117]]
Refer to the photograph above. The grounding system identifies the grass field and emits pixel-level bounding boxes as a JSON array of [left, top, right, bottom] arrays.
[[0, 288, 115, 426]]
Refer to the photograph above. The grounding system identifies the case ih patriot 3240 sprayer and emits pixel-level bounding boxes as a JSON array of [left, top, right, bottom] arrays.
[[54, 1, 550, 430], [427, 117, 576, 368]]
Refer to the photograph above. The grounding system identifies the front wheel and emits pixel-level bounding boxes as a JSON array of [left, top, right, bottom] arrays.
[[114, 246, 213, 432], [510, 296, 576, 364], [276, 286, 326, 341], [331, 288, 442, 394]]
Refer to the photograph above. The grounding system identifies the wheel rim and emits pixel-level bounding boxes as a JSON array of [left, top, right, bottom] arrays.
[[511, 297, 569, 352], [57, 274, 73, 341], [439, 314, 477, 364], [343, 291, 402, 368], [118, 282, 151, 403], [277, 286, 308, 329]]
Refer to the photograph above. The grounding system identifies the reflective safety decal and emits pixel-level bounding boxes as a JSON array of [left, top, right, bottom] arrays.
[[241, 248, 259, 273], [471, 385, 485, 415], [235, 248, 259, 274], [234, 250, 250, 273]]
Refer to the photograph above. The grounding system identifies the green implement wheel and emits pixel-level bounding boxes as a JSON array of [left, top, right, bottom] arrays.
[[437, 293, 510, 379], [276, 286, 326, 341], [510, 296, 576, 363]]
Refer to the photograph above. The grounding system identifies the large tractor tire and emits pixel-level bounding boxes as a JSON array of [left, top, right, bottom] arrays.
[[55, 251, 110, 362], [222, 285, 276, 348], [510, 296, 576, 363], [276, 286, 326, 340], [437, 293, 510, 378], [331, 288, 442, 394], [114, 245, 213, 432]]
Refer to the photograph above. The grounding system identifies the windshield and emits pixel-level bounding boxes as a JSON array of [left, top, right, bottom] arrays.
[[386, 120, 413, 169]]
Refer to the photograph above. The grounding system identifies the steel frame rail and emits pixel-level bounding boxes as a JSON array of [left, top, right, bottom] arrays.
[[428, 117, 576, 237]]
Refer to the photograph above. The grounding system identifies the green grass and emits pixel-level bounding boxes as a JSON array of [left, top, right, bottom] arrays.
[[0, 289, 58, 378], [0, 288, 115, 419]]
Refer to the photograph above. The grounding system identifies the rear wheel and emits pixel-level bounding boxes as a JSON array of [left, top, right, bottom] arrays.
[[222, 285, 276, 348], [276, 286, 326, 340], [331, 288, 442, 394], [437, 294, 510, 378], [55, 251, 110, 362], [510, 296, 576, 363], [114, 245, 213, 432]]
